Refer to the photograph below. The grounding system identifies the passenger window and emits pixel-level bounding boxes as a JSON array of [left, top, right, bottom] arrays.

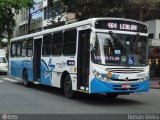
[[16, 41, 21, 57], [27, 38, 33, 57], [52, 31, 63, 56], [11, 42, 17, 57], [22, 40, 27, 57], [43, 34, 52, 56], [63, 29, 77, 55]]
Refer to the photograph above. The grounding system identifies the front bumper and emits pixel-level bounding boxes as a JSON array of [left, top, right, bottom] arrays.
[[0, 68, 8, 73], [90, 77, 149, 93]]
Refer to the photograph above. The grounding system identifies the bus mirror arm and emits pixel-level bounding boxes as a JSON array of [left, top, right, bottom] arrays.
[[90, 27, 96, 52]]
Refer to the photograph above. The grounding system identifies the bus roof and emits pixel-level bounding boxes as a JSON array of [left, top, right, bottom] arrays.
[[11, 17, 147, 41]]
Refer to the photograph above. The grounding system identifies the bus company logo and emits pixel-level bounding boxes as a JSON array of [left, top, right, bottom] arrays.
[[2, 114, 8, 120], [125, 77, 129, 81], [42, 58, 55, 79]]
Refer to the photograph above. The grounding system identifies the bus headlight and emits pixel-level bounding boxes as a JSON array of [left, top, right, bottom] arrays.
[[93, 70, 103, 80], [139, 74, 149, 82], [92, 70, 110, 82]]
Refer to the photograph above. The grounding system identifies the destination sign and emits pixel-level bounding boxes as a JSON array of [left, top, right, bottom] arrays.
[[95, 20, 147, 33]]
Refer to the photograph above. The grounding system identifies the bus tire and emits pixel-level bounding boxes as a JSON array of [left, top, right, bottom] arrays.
[[106, 93, 118, 99], [23, 70, 30, 87], [64, 75, 75, 99]]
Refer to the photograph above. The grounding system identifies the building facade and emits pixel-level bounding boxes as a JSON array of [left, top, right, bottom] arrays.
[[13, 0, 67, 37], [13, 9, 29, 37], [146, 20, 160, 79]]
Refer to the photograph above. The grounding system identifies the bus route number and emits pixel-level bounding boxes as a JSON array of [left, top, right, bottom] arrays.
[[108, 22, 117, 29]]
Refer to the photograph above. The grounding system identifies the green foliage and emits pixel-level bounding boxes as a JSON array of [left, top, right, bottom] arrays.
[[0, 0, 34, 46], [62, 0, 160, 21], [49, 0, 67, 27], [121, 0, 160, 21], [0, 0, 34, 11], [63, 0, 110, 20]]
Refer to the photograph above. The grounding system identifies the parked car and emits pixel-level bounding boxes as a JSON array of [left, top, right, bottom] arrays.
[[0, 56, 8, 75]]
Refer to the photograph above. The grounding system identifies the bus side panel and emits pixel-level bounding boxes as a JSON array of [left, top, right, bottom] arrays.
[[10, 59, 33, 81], [40, 58, 54, 86], [40, 61, 52, 86], [10, 60, 23, 79]]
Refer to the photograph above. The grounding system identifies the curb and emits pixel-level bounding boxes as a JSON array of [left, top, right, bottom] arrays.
[[150, 87, 160, 89]]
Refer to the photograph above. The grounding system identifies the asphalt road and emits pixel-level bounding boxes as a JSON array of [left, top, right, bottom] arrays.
[[0, 75, 160, 114]]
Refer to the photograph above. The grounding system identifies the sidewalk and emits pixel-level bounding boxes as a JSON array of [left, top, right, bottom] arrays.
[[150, 80, 160, 89]]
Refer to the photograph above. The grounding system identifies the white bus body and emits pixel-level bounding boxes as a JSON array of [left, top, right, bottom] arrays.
[[9, 18, 149, 98]]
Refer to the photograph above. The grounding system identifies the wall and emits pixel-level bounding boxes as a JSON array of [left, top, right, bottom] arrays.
[[146, 19, 160, 39]]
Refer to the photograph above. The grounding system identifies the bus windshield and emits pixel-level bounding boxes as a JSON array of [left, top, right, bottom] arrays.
[[91, 32, 148, 66]]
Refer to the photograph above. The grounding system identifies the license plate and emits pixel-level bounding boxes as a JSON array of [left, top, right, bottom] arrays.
[[121, 84, 131, 89]]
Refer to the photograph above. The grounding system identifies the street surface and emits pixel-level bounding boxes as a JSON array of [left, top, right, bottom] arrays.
[[0, 75, 160, 114]]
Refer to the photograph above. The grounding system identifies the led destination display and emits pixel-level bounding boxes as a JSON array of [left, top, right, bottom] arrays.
[[95, 20, 147, 33]]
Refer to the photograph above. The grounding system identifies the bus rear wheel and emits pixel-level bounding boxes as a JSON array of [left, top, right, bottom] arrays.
[[64, 75, 75, 98], [23, 70, 31, 87]]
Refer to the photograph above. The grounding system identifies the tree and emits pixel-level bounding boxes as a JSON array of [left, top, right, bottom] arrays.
[[47, 0, 67, 27], [62, 0, 160, 21], [0, 0, 34, 45], [122, 0, 160, 21], [63, 0, 111, 20]]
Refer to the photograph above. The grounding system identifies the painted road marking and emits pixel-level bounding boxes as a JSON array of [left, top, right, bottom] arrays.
[[2, 78, 19, 83], [0, 80, 4, 82]]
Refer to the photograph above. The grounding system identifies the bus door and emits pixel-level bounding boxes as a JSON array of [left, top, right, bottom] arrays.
[[77, 26, 91, 91], [33, 37, 42, 82]]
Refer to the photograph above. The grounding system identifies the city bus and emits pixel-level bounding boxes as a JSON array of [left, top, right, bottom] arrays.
[[9, 18, 149, 98]]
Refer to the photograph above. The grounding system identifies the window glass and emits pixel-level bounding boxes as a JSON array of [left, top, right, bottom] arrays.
[[52, 31, 63, 55], [0, 57, 7, 63], [63, 29, 77, 55], [92, 33, 148, 66], [11, 42, 17, 57], [43, 34, 52, 56], [16, 41, 21, 57], [22, 40, 27, 57], [27, 38, 33, 57]]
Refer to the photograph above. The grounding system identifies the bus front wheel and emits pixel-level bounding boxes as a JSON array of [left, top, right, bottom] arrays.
[[64, 75, 75, 98]]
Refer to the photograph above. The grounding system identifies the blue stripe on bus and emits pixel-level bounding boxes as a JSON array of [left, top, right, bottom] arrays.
[[40, 58, 55, 86], [10, 59, 55, 86], [40, 60, 52, 86], [90, 77, 149, 93], [10, 60, 32, 79]]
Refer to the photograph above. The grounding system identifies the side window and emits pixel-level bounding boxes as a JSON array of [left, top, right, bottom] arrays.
[[43, 34, 52, 56], [63, 29, 77, 55], [22, 40, 27, 57], [11, 42, 17, 57], [16, 41, 21, 57], [52, 31, 63, 56], [27, 38, 33, 57]]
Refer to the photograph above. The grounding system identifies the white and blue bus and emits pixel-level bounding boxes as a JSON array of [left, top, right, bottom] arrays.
[[9, 18, 149, 98]]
